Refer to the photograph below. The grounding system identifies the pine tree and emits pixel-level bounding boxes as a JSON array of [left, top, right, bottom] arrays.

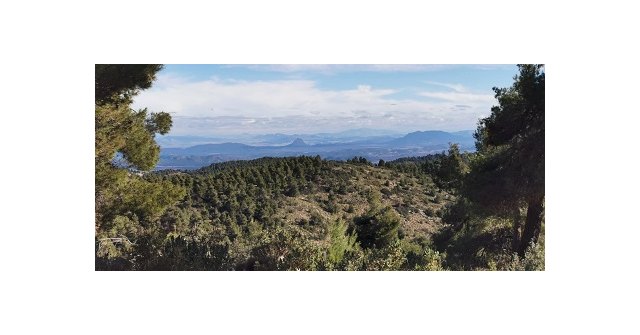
[[464, 64, 545, 256]]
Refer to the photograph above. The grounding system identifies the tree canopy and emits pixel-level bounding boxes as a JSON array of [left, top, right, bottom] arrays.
[[95, 65, 185, 235], [464, 64, 545, 255], [95, 64, 164, 105]]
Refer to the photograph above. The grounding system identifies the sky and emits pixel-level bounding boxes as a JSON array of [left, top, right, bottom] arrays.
[[132, 64, 519, 137]]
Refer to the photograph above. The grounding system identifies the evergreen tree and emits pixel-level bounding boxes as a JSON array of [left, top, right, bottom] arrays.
[[464, 64, 545, 256], [327, 219, 358, 266], [354, 205, 401, 249], [95, 65, 185, 237], [436, 143, 469, 190]]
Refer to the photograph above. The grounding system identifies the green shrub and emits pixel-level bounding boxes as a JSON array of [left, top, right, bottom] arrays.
[[326, 219, 359, 266], [414, 248, 445, 271], [353, 206, 401, 249], [489, 241, 545, 271], [363, 240, 406, 271]]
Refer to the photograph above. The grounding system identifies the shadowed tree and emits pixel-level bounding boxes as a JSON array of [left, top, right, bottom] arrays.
[[464, 64, 545, 256], [95, 64, 164, 105]]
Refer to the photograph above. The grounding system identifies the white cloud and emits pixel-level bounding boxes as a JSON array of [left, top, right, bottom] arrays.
[[133, 74, 495, 136], [418, 91, 495, 103], [424, 81, 467, 92]]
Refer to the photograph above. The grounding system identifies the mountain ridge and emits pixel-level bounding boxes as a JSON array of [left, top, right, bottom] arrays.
[[157, 130, 476, 170]]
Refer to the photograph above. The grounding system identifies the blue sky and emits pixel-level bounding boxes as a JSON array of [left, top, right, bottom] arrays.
[[132, 64, 519, 137]]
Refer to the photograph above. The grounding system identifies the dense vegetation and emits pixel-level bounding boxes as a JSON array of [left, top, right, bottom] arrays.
[[95, 64, 544, 271]]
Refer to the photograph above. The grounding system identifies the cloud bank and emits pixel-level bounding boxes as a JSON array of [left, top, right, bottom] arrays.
[[133, 73, 496, 136]]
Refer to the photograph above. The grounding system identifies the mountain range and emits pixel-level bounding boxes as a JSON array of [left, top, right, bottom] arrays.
[[156, 130, 475, 170]]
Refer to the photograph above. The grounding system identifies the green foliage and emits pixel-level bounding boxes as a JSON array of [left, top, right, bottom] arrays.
[[95, 65, 186, 268], [436, 143, 470, 190], [488, 241, 545, 271], [401, 240, 445, 270], [95, 151, 543, 271], [145, 110, 172, 135], [285, 183, 300, 197], [161, 207, 214, 241], [249, 226, 323, 271], [414, 248, 445, 271], [95, 64, 164, 105], [346, 204, 355, 213], [436, 215, 530, 270], [366, 188, 383, 210], [98, 171, 186, 223], [362, 240, 406, 271], [96, 215, 140, 260], [347, 156, 371, 165], [354, 205, 401, 249], [327, 219, 359, 265], [463, 64, 545, 256]]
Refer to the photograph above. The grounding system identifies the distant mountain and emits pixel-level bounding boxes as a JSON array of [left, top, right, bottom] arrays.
[[331, 128, 403, 138], [251, 133, 303, 145], [223, 128, 403, 146], [162, 142, 254, 155], [156, 135, 231, 148], [286, 138, 307, 147], [156, 130, 475, 170], [391, 130, 474, 147]]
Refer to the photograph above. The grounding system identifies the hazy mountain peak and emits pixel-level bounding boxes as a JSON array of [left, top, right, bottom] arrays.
[[287, 138, 307, 146]]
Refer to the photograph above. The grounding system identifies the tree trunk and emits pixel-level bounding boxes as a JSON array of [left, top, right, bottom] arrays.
[[511, 208, 523, 251], [518, 195, 544, 257]]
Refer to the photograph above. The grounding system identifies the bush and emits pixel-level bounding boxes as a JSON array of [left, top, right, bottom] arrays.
[[414, 248, 445, 271], [353, 206, 401, 249], [402, 240, 445, 271], [346, 204, 355, 213], [489, 241, 545, 271], [363, 240, 406, 271], [424, 207, 436, 217], [326, 219, 359, 266], [248, 226, 323, 270], [433, 194, 444, 204]]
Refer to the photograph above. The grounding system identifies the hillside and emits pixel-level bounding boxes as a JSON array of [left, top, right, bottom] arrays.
[[97, 154, 544, 271], [97, 156, 456, 270]]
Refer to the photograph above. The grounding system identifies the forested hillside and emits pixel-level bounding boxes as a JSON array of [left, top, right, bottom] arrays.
[[97, 156, 451, 270], [95, 64, 544, 271], [96, 153, 543, 270]]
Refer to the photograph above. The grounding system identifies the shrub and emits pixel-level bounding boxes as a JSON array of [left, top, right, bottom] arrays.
[[402, 240, 445, 270], [326, 219, 359, 266], [346, 204, 355, 213], [433, 194, 444, 204], [248, 226, 323, 270], [424, 207, 436, 217], [414, 247, 445, 271], [489, 241, 545, 271], [363, 240, 406, 271], [353, 206, 401, 249]]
